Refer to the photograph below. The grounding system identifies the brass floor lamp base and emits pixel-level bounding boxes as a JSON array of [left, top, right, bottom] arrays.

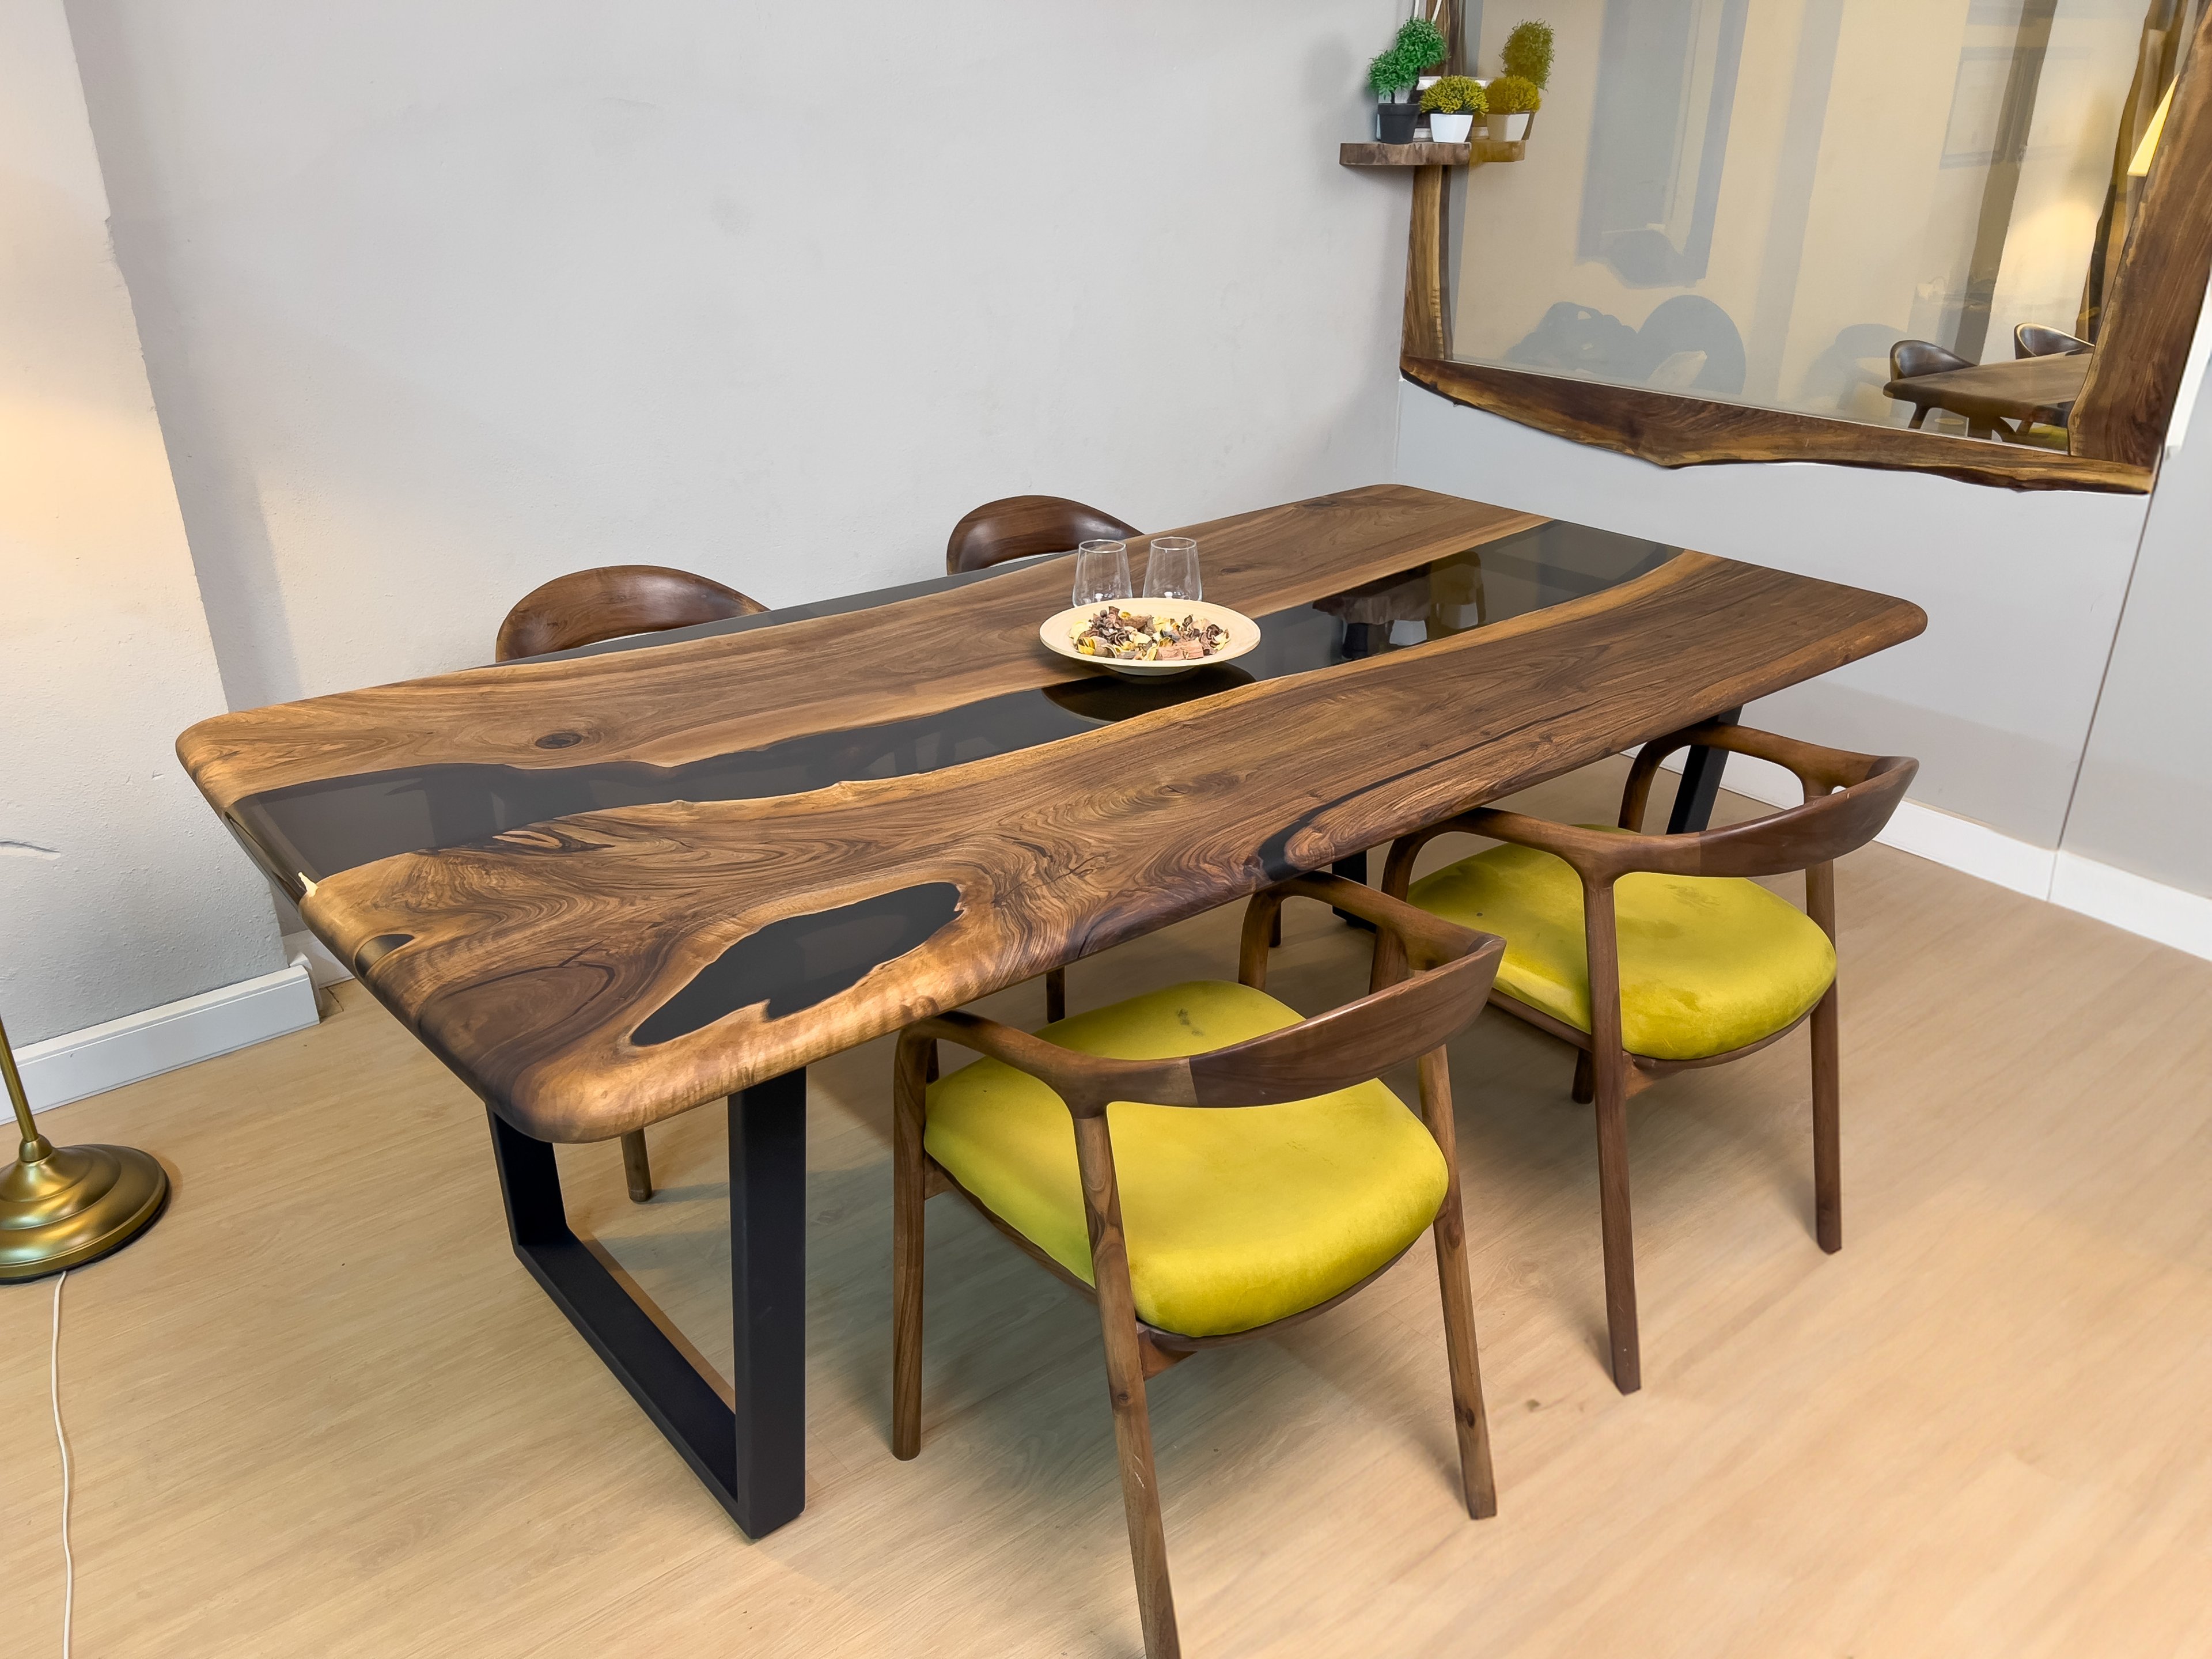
[[0, 1136, 169, 1282]]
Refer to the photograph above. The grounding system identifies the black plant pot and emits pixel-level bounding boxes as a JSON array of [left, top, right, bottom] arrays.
[[1377, 102, 1420, 144]]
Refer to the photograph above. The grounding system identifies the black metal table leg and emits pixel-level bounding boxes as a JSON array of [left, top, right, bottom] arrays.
[[1666, 706, 1742, 834], [486, 1067, 807, 1537], [1331, 848, 1376, 930]]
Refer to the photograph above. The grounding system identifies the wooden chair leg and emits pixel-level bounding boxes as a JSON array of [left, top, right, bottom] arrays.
[[1571, 1048, 1594, 1104], [1046, 967, 1067, 1024], [1811, 979, 1842, 1253], [1074, 1115, 1180, 1659], [1419, 1050, 1497, 1518], [892, 1032, 931, 1460], [1592, 1044, 1641, 1394], [1268, 909, 1282, 948], [620, 1130, 653, 1203], [1806, 861, 1842, 1254]]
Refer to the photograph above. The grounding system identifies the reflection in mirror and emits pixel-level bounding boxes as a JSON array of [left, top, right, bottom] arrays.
[[1446, 0, 2196, 445]]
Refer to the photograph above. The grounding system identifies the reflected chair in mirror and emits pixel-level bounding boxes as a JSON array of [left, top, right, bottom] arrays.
[[2014, 323, 2092, 358], [946, 494, 1141, 1021], [1372, 722, 1916, 1395], [892, 873, 1505, 1659], [495, 564, 768, 1203], [1884, 339, 2013, 440]]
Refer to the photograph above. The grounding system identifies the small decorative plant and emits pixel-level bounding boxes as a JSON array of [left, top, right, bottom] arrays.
[[1366, 14, 1449, 103], [1502, 20, 1555, 89], [1420, 75, 1488, 116], [1484, 74, 1543, 115]]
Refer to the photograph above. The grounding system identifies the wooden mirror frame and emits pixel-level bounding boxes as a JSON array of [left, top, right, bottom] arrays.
[[1400, 5, 2212, 495]]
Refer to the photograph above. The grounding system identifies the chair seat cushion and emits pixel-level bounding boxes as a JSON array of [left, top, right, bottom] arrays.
[[923, 982, 1448, 1339], [1407, 840, 1836, 1060]]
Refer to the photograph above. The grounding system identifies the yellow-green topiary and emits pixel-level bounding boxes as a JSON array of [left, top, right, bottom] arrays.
[[1420, 75, 1488, 115], [1484, 74, 1542, 115]]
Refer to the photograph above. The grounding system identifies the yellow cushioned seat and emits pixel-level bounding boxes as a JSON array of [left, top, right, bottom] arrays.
[[923, 982, 1449, 1339], [1407, 840, 1836, 1060]]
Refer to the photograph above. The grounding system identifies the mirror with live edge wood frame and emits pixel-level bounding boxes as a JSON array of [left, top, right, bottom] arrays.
[[890, 873, 1506, 1659], [1372, 722, 1918, 1396], [1399, 0, 2212, 493]]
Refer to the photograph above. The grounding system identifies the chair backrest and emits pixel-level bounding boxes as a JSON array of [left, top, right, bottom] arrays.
[[1889, 339, 1971, 381], [918, 874, 1502, 1116], [494, 565, 766, 662], [945, 495, 1141, 575], [1610, 722, 1918, 880], [2014, 323, 2091, 359]]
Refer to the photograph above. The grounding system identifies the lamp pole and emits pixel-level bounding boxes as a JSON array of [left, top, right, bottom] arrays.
[[0, 1009, 168, 1281]]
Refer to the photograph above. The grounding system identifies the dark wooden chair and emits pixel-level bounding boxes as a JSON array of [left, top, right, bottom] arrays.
[[945, 495, 1141, 1021], [1884, 339, 2010, 438], [495, 565, 767, 1202], [1372, 722, 1916, 1395], [2014, 323, 2091, 358], [893, 873, 1505, 1659], [494, 564, 765, 663], [945, 493, 1140, 576]]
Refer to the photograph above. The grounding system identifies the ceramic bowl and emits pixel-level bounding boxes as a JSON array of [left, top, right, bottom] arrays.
[[1038, 600, 1263, 679]]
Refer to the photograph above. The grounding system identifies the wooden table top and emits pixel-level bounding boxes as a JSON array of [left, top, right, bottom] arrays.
[[178, 486, 1925, 1141], [1883, 353, 2090, 419]]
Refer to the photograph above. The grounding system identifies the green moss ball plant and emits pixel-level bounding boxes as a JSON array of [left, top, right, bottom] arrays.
[[1484, 74, 1543, 115], [1420, 75, 1488, 115], [1502, 20, 1555, 89]]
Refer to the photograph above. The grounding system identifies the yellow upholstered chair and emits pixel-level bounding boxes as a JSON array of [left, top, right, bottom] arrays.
[[1373, 722, 1916, 1395], [892, 873, 1506, 1659]]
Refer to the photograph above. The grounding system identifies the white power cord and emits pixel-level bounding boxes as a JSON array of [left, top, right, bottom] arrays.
[[52, 1267, 73, 1658]]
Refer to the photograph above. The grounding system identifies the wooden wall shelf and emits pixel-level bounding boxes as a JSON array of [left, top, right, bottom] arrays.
[[1340, 139, 1524, 168]]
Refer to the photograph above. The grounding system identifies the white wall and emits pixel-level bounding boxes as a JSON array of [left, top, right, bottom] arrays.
[[2062, 384, 2212, 895], [1395, 381, 2152, 849], [0, 0, 286, 1047], [64, 0, 1415, 710]]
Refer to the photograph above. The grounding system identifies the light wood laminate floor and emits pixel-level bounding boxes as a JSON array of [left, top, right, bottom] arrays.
[[5, 762, 2210, 1657]]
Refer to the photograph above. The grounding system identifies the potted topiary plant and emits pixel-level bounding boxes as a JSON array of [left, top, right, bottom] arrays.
[[1484, 74, 1541, 141], [1419, 75, 1488, 145], [1502, 20, 1555, 90], [1499, 20, 1554, 137], [1368, 15, 1448, 144]]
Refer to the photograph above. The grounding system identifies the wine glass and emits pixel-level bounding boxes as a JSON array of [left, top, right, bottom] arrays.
[[1072, 540, 1132, 608], [1142, 537, 1202, 602]]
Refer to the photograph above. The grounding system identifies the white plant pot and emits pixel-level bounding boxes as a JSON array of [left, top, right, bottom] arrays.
[[1429, 112, 1474, 143], [1494, 111, 1531, 140]]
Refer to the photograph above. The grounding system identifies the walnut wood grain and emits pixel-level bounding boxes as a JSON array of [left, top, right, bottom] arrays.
[[1339, 139, 1525, 166], [2070, 3, 2212, 469], [1404, 164, 1449, 360], [1402, 356, 2154, 494], [180, 487, 1544, 821], [283, 552, 1921, 1142]]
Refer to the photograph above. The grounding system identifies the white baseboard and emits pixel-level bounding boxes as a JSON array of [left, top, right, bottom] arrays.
[[14, 959, 320, 1113], [284, 929, 355, 990], [1660, 751, 2211, 959], [2049, 851, 2212, 961]]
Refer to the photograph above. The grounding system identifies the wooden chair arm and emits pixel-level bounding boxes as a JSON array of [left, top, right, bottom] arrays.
[[909, 1010, 1196, 1118], [1620, 719, 1888, 830]]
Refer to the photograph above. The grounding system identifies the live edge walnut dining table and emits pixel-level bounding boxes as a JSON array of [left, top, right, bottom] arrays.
[[175, 485, 1925, 1538]]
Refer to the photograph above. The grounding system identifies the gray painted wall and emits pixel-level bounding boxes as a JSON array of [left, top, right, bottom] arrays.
[[2062, 399, 2212, 894], [1, 0, 285, 1045], [65, 0, 1414, 709]]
